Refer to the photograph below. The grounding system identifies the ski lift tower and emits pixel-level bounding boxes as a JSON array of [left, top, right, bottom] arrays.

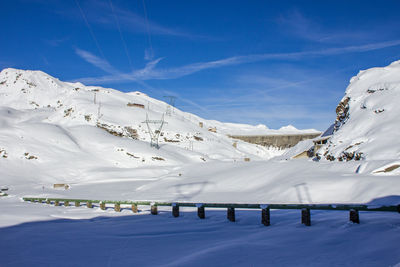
[[142, 113, 167, 149], [164, 96, 177, 116]]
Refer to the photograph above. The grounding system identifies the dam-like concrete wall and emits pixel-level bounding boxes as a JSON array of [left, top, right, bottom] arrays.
[[229, 133, 321, 149]]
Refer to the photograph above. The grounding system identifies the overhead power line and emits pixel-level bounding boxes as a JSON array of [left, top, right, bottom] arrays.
[[75, 0, 107, 61], [109, 0, 134, 70], [142, 0, 154, 60]]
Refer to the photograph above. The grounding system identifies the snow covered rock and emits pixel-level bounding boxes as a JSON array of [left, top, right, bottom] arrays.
[[320, 60, 400, 161]]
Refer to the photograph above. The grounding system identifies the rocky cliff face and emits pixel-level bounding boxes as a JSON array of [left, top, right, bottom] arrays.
[[319, 60, 400, 161]]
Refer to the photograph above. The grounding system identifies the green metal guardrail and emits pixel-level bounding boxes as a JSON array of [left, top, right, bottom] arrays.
[[22, 197, 400, 226]]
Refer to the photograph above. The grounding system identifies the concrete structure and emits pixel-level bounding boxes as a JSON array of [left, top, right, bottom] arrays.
[[292, 151, 310, 159], [228, 133, 321, 149], [312, 124, 333, 151]]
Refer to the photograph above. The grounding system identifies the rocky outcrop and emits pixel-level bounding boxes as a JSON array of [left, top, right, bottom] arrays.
[[96, 122, 139, 139], [318, 60, 400, 161], [334, 97, 350, 131]]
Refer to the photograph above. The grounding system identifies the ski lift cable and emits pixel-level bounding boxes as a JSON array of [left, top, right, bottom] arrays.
[[75, 0, 107, 61], [108, 0, 134, 71], [141, 0, 154, 59]]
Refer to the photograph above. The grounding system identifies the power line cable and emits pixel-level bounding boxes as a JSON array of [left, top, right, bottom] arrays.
[[75, 0, 107, 61], [141, 0, 154, 60], [109, 0, 134, 70]]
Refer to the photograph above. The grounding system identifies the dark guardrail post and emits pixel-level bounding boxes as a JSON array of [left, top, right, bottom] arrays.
[[397, 204, 400, 213], [151, 203, 158, 215], [132, 204, 138, 213], [87, 201, 92, 208], [75, 201, 80, 207], [197, 204, 205, 219], [349, 209, 360, 224], [64, 201, 69, 207], [227, 207, 235, 222], [46, 199, 50, 204], [301, 208, 311, 226], [261, 205, 270, 226], [172, 203, 179, 217], [100, 202, 106, 210], [55, 200, 60, 206], [114, 203, 121, 212]]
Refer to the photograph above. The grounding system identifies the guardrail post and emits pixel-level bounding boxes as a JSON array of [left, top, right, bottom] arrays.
[[55, 200, 60, 206], [151, 204, 158, 215], [261, 207, 270, 226], [114, 203, 121, 212], [197, 205, 205, 219], [349, 209, 359, 224], [227, 207, 235, 222], [64, 201, 69, 207], [132, 204, 138, 213], [301, 208, 311, 226], [75, 201, 80, 207], [87, 201, 92, 208], [46, 199, 50, 204], [172, 203, 179, 217], [100, 202, 106, 210]]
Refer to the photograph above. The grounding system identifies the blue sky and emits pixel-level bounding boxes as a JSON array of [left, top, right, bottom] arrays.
[[2, 0, 400, 131]]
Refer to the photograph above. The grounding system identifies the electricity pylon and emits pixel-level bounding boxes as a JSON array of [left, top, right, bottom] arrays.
[[142, 113, 167, 149], [164, 96, 176, 116]]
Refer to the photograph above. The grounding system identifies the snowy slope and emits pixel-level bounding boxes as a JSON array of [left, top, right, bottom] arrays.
[[320, 60, 400, 164], [0, 68, 296, 174]]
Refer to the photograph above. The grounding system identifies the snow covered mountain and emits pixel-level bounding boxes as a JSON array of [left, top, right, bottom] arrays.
[[0, 68, 320, 185], [318, 60, 400, 165]]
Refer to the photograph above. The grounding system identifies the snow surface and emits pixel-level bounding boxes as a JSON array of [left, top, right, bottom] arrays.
[[1, 201, 400, 267], [1, 66, 400, 266]]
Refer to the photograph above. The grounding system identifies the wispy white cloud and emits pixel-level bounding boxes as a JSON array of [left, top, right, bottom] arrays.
[[75, 48, 120, 74], [277, 9, 368, 43], [73, 39, 400, 84], [144, 48, 155, 61], [174, 65, 354, 130], [43, 36, 70, 47], [78, 0, 205, 39], [72, 47, 346, 130]]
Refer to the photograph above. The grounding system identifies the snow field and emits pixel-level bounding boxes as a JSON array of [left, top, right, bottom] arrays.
[[0, 201, 399, 267]]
